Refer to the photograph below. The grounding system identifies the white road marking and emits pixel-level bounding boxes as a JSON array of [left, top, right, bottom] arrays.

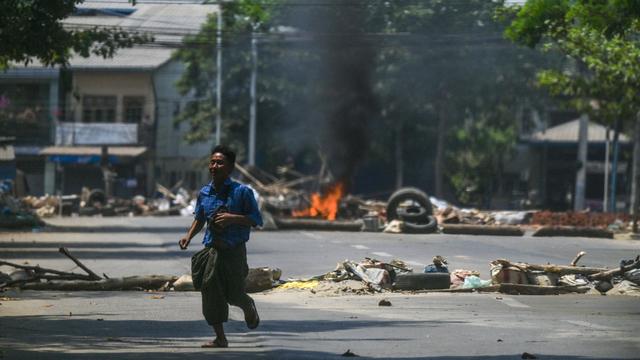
[[371, 251, 393, 258], [405, 260, 427, 267], [498, 296, 530, 308], [565, 320, 615, 330], [299, 231, 323, 240], [351, 245, 369, 250]]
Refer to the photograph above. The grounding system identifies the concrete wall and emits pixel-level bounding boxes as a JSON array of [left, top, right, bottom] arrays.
[[153, 60, 213, 190]]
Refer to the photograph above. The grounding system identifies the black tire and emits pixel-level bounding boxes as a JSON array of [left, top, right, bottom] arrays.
[[88, 189, 106, 206], [397, 206, 428, 223], [78, 207, 100, 216], [393, 272, 450, 290], [402, 215, 438, 234], [386, 187, 433, 221]]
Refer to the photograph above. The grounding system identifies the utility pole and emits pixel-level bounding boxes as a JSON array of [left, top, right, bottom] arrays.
[[395, 122, 404, 188], [609, 118, 622, 212], [248, 26, 258, 166], [574, 114, 588, 211], [603, 126, 610, 212], [215, 9, 223, 146], [631, 112, 640, 232]]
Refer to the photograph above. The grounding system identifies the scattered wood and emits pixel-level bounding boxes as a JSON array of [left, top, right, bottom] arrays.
[[59, 247, 102, 280], [1, 247, 105, 289], [21, 275, 178, 291], [570, 251, 587, 266], [588, 256, 640, 281], [0, 260, 95, 281], [491, 259, 607, 276]]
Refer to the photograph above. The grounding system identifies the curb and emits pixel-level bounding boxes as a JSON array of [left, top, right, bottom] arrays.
[[531, 226, 613, 239], [441, 224, 524, 236]]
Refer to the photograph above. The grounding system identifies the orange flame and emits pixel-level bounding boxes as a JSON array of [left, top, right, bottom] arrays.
[[292, 182, 344, 220]]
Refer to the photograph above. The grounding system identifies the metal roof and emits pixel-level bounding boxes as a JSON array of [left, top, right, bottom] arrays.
[[0, 145, 15, 161], [62, 1, 218, 69], [40, 146, 147, 157], [69, 47, 175, 70], [530, 118, 630, 143]]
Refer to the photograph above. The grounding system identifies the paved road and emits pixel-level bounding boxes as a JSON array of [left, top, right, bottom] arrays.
[[4, 216, 639, 279], [1, 216, 639, 359]]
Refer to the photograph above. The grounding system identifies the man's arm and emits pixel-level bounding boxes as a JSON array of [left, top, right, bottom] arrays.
[[213, 186, 263, 228], [212, 213, 255, 228], [178, 219, 205, 250]]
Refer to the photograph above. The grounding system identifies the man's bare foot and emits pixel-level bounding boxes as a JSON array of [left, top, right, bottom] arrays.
[[201, 338, 228, 348], [245, 299, 260, 330]]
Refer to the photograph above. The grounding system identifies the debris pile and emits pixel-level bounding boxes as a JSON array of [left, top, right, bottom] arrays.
[[0, 191, 43, 228], [487, 253, 640, 296], [0, 247, 280, 293], [274, 252, 640, 297], [19, 184, 197, 218]]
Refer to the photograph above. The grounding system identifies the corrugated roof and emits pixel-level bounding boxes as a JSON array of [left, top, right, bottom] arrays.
[[0, 145, 16, 161], [62, 1, 217, 69], [40, 146, 147, 157], [69, 47, 175, 70], [531, 118, 630, 143]]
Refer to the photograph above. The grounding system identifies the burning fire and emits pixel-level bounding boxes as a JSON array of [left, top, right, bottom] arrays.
[[293, 182, 344, 220]]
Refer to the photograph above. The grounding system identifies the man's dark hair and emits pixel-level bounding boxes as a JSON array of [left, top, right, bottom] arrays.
[[211, 145, 236, 169]]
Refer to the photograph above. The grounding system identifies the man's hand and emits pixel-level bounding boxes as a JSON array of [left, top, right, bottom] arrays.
[[212, 212, 236, 229], [178, 237, 190, 250]]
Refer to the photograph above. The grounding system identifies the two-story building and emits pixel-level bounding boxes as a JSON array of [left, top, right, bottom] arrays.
[[2, 1, 217, 197]]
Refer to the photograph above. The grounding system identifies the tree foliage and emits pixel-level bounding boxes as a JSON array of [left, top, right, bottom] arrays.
[[0, 0, 150, 69], [174, 0, 551, 204], [501, 0, 640, 126]]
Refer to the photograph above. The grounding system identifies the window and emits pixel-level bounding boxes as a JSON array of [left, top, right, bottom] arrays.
[[124, 96, 145, 123], [82, 95, 116, 122]]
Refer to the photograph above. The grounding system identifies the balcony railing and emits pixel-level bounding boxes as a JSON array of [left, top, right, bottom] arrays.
[[55, 122, 138, 145]]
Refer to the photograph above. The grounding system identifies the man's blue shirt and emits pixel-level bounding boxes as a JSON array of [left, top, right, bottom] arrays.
[[194, 178, 263, 248]]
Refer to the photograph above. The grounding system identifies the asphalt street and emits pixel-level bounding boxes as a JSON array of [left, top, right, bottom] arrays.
[[1, 216, 639, 359]]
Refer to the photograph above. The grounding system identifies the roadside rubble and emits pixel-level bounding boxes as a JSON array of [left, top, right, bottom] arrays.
[[0, 246, 281, 293], [20, 184, 197, 219], [0, 191, 43, 229], [2, 249, 639, 296], [272, 252, 640, 296], [6, 159, 637, 237]]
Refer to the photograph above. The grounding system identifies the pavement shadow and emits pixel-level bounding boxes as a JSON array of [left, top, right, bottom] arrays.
[[0, 315, 617, 359], [0, 349, 603, 359]]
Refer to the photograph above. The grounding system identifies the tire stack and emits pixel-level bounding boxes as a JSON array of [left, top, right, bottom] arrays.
[[386, 187, 438, 234]]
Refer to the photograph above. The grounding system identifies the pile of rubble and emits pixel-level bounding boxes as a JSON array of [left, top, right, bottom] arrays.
[[273, 252, 640, 297], [0, 190, 43, 229], [20, 184, 197, 218]]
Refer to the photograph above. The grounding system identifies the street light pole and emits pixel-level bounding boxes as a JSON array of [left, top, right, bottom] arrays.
[[574, 114, 588, 211], [248, 26, 258, 166], [215, 9, 223, 146]]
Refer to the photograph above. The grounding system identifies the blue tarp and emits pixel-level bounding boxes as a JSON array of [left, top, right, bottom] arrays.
[[0, 161, 16, 180]]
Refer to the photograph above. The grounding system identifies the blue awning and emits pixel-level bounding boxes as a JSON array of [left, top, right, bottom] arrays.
[[48, 155, 120, 165]]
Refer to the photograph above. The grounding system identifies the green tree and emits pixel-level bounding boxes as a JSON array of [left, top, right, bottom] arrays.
[[0, 0, 150, 69], [501, 0, 640, 126], [174, 0, 550, 202], [500, 0, 640, 211]]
